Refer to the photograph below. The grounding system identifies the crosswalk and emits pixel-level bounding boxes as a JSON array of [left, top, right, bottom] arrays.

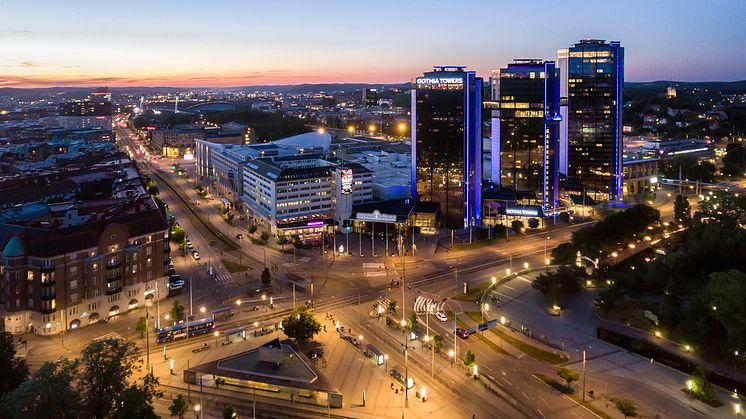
[[413, 296, 444, 314]]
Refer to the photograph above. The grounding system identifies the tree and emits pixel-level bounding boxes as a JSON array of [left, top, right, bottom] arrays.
[[261, 267, 272, 286], [169, 394, 189, 418], [511, 220, 525, 234], [527, 218, 540, 229], [0, 359, 81, 419], [114, 373, 162, 419], [222, 405, 238, 419], [170, 225, 185, 248], [463, 349, 476, 366], [79, 338, 141, 419], [613, 398, 638, 418], [407, 312, 418, 331], [722, 143, 746, 177], [260, 231, 270, 242], [532, 266, 585, 306], [558, 212, 570, 223], [556, 367, 579, 390], [387, 300, 397, 314], [706, 270, 746, 351], [0, 331, 28, 395], [170, 300, 185, 322], [136, 317, 148, 338], [432, 335, 443, 352], [248, 225, 257, 234], [276, 235, 288, 247], [283, 306, 322, 344], [674, 194, 692, 225], [690, 367, 716, 402], [551, 242, 577, 265]]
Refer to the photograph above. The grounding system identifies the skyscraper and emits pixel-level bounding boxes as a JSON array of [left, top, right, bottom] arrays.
[[491, 59, 561, 211], [558, 39, 624, 200], [412, 66, 482, 229]]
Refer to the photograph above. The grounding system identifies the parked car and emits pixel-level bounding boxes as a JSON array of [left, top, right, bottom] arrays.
[[435, 312, 448, 322], [235, 234, 243, 240], [191, 250, 200, 260]]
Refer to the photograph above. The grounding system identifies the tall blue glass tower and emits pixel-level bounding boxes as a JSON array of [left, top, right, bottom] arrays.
[[558, 39, 624, 201], [411, 66, 482, 229]]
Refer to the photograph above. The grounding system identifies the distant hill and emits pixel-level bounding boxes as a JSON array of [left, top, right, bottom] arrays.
[[626, 80, 746, 95]]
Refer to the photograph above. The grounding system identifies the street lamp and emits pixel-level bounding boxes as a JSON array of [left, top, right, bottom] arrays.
[[491, 276, 496, 285], [347, 126, 355, 136], [421, 386, 427, 402], [383, 354, 389, 371], [472, 364, 479, 379], [523, 262, 529, 270], [194, 403, 202, 419], [481, 303, 490, 332], [214, 330, 219, 347], [199, 306, 206, 314]]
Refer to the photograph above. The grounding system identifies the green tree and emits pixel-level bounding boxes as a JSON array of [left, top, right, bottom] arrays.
[[706, 270, 746, 351], [463, 349, 476, 366], [432, 335, 443, 352], [145, 181, 158, 196], [532, 266, 585, 306], [248, 225, 257, 234], [276, 235, 288, 247], [722, 143, 746, 177], [558, 212, 570, 223], [136, 317, 148, 338], [283, 306, 322, 344], [79, 338, 141, 419], [407, 312, 418, 331], [556, 367, 579, 391], [690, 367, 716, 402], [551, 242, 577, 265], [261, 267, 272, 286], [0, 331, 28, 395], [613, 398, 638, 418], [260, 231, 270, 242], [170, 225, 186, 248], [511, 220, 525, 234], [674, 194, 692, 225], [169, 394, 189, 418], [527, 218, 540, 229], [170, 300, 185, 322], [114, 373, 162, 419], [0, 359, 81, 419], [222, 405, 238, 419], [387, 300, 397, 314]]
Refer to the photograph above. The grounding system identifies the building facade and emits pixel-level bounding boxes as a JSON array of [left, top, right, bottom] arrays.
[[0, 197, 169, 335], [58, 99, 112, 131], [558, 39, 624, 201], [491, 59, 561, 211], [241, 156, 372, 241], [412, 66, 482, 229]]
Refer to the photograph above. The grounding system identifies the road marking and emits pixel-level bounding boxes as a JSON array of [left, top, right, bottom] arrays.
[[94, 332, 123, 341]]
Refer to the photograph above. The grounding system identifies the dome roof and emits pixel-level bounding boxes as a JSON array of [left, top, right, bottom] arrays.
[[2, 236, 25, 258]]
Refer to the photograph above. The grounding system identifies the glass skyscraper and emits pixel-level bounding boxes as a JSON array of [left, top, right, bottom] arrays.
[[491, 59, 561, 211], [412, 66, 482, 229], [558, 39, 624, 200]]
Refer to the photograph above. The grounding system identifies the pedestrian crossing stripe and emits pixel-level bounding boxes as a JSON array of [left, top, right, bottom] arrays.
[[93, 332, 123, 341], [413, 296, 444, 314]]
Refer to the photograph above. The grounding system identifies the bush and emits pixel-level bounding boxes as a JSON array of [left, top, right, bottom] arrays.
[[527, 218, 540, 229], [260, 231, 270, 242], [511, 220, 525, 234], [558, 212, 570, 223], [248, 225, 257, 234]]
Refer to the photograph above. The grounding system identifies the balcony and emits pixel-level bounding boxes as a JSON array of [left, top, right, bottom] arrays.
[[106, 261, 122, 270], [40, 265, 56, 273], [106, 274, 122, 283], [106, 280, 123, 295]]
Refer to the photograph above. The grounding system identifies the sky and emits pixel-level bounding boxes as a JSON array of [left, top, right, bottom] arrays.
[[1, 0, 745, 88]]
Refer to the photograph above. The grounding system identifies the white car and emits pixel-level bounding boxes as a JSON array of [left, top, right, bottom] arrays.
[[192, 251, 200, 260], [435, 312, 448, 322]]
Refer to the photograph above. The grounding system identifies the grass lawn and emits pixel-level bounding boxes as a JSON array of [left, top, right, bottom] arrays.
[[597, 298, 661, 331], [454, 317, 513, 358], [534, 374, 613, 419], [222, 259, 249, 273], [466, 312, 568, 364], [454, 280, 492, 303]]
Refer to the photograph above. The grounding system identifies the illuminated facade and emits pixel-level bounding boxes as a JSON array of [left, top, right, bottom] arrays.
[[412, 66, 482, 229], [491, 59, 561, 211], [558, 39, 624, 200]]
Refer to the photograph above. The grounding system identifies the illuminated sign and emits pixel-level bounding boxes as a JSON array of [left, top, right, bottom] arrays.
[[356, 210, 397, 222], [501, 205, 544, 217], [416, 77, 464, 85], [306, 221, 324, 227], [340, 168, 353, 195]]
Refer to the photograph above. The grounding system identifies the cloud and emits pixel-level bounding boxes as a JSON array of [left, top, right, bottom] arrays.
[[18, 61, 40, 68]]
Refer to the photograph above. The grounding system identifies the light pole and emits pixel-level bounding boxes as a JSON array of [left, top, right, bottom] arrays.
[[145, 299, 152, 373], [214, 330, 219, 347], [400, 319, 409, 408], [544, 236, 550, 261], [481, 303, 490, 333]]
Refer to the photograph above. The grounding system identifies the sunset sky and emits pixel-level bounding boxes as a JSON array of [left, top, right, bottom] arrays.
[[1, 0, 744, 88]]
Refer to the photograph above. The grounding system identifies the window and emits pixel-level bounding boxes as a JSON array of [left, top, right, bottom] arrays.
[[146, 258, 152, 268], [92, 264, 98, 273], [27, 271, 34, 281], [27, 298, 33, 307], [70, 280, 78, 290], [146, 246, 152, 256], [69, 266, 78, 276], [132, 265, 137, 274]]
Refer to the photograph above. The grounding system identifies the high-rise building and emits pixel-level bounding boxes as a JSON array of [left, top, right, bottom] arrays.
[[491, 59, 561, 211], [558, 39, 624, 200], [58, 95, 113, 131], [412, 66, 482, 229]]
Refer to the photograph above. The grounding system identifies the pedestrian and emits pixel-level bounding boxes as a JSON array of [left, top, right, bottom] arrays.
[[323, 325, 326, 332]]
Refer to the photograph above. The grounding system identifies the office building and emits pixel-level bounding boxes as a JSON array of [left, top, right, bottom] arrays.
[[412, 66, 483, 229], [558, 39, 624, 200], [491, 59, 561, 211], [58, 97, 112, 131]]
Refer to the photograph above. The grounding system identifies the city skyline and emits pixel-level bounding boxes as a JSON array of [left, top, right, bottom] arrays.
[[1, 0, 745, 88]]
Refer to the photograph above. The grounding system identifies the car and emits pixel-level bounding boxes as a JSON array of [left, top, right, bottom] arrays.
[[435, 312, 448, 322], [389, 368, 414, 389], [235, 234, 243, 240], [194, 200, 201, 205], [186, 241, 193, 249], [191, 251, 200, 260], [237, 215, 246, 220], [456, 327, 470, 339]]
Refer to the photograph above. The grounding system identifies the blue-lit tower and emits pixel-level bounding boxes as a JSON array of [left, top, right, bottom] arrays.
[[411, 66, 483, 229], [558, 39, 624, 201]]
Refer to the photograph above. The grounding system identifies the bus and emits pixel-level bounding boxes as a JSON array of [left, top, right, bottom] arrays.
[[156, 318, 214, 343]]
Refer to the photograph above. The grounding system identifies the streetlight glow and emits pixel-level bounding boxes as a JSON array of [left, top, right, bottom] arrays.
[[200, 306, 206, 314]]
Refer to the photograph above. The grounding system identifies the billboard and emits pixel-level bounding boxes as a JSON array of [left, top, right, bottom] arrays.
[[340, 168, 353, 195]]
